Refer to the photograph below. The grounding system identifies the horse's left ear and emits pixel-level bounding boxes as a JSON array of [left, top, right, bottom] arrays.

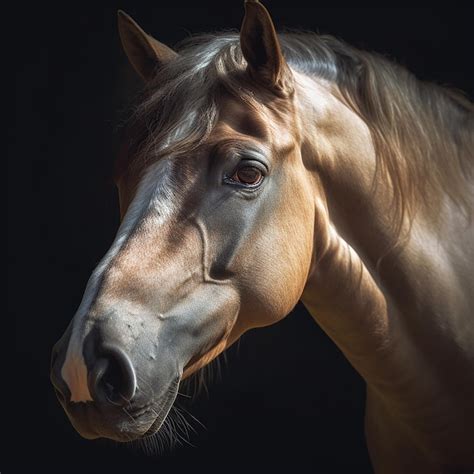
[[240, 0, 293, 96], [117, 10, 178, 82]]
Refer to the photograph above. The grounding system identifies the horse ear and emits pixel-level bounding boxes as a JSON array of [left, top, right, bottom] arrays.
[[117, 10, 178, 82], [240, 0, 293, 95]]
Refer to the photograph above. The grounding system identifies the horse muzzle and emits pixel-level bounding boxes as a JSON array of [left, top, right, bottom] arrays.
[[50, 283, 239, 441], [50, 314, 181, 442]]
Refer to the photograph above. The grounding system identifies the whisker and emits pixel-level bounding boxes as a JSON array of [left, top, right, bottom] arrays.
[[122, 406, 139, 428], [175, 404, 206, 431], [177, 391, 192, 399], [136, 373, 156, 400], [173, 408, 197, 446]]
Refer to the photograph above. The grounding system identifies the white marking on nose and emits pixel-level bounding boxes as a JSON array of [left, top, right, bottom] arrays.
[[61, 159, 177, 402]]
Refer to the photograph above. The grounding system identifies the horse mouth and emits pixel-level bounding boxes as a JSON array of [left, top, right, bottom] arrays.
[[57, 376, 181, 443]]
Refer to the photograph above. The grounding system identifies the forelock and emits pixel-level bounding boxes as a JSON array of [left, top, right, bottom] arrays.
[[117, 33, 262, 179]]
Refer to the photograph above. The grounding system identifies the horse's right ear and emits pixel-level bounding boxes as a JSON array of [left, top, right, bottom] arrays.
[[117, 10, 178, 82], [240, 0, 293, 96]]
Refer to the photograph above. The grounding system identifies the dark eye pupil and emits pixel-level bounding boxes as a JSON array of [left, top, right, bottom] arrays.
[[236, 166, 261, 184]]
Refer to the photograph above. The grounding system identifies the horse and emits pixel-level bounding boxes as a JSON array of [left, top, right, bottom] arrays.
[[50, 2, 474, 472]]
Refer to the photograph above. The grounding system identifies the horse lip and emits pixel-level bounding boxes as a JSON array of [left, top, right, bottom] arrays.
[[105, 375, 180, 442], [141, 417, 164, 438], [138, 380, 180, 439], [57, 376, 180, 442]]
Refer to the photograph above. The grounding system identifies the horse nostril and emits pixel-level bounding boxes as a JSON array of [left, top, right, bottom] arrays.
[[88, 346, 137, 406]]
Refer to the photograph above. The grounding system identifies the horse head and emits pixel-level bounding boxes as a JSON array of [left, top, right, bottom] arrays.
[[50, 1, 317, 441]]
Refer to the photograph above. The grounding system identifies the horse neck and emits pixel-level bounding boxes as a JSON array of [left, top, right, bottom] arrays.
[[296, 73, 474, 393]]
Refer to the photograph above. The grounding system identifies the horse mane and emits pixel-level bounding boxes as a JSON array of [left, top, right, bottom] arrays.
[[287, 33, 474, 239], [118, 31, 474, 240]]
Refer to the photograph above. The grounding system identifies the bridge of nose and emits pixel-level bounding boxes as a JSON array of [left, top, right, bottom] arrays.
[[97, 221, 204, 308], [55, 259, 195, 403], [53, 205, 207, 404]]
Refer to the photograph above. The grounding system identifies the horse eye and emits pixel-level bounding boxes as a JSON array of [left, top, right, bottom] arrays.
[[231, 166, 263, 186]]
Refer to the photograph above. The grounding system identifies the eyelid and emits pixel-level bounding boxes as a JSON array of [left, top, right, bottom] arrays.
[[236, 158, 268, 173]]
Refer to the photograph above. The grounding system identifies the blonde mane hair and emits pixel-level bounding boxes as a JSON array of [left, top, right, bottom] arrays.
[[323, 36, 474, 237]]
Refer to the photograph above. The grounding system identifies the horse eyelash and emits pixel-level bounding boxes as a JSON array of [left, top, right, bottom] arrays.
[[223, 173, 264, 189]]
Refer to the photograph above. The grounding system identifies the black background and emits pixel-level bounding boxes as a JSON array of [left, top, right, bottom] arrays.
[[9, 4, 473, 473]]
